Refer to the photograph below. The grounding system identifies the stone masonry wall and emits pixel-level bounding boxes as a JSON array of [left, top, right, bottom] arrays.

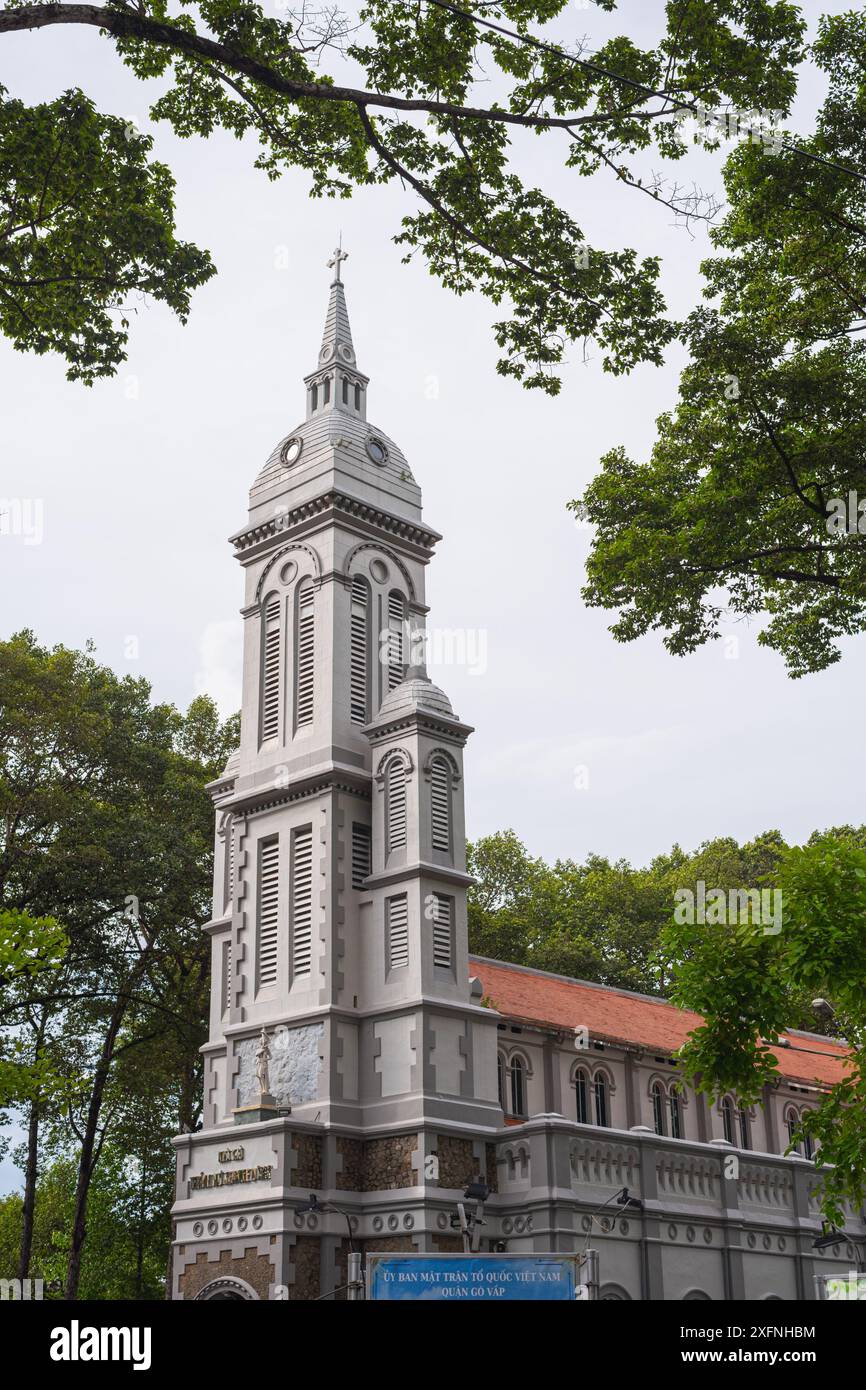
[[178, 1246, 274, 1300]]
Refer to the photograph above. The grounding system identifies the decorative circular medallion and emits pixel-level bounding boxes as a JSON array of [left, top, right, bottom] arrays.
[[403, 1214, 415, 1230], [369, 557, 389, 584], [222, 1219, 233, 1233], [686, 1226, 696, 1243], [747, 1232, 757, 1249], [339, 344, 354, 363], [207, 1220, 218, 1236], [280, 436, 303, 468], [619, 1220, 629, 1235], [238, 1217, 248, 1232], [372, 1216, 384, 1233], [436, 1213, 448, 1230], [319, 344, 334, 362], [252, 1214, 263, 1231], [193, 1222, 203, 1238], [703, 1228, 713, 1244], [387, 1214, 399, 1232], [280, 559, 298, 585], [365, 436, 388, 466], [668, 1224, 678, 1241]]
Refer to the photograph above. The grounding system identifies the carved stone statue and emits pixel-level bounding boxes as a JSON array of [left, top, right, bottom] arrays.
[[255, 1027, 271, 1097]]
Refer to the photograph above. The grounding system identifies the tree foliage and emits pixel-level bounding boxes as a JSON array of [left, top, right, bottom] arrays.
[[575, 10, 866, 676], [0, 0, 808, 385]]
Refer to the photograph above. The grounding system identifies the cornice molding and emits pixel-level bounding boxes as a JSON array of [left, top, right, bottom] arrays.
[[230, 489, 441, 563]]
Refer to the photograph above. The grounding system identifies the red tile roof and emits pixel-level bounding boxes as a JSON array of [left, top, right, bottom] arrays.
[[470, 956, 850, 1090]]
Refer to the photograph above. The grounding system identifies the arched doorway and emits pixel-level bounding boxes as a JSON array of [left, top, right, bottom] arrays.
[[193, 1276, 259, 1301]]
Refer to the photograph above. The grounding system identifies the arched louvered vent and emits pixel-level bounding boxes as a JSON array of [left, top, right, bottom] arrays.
[[260, 595, 281, 742], [386, 757, 407, 853], [387, 894, 409, 969], [291, 825, 313, 977], [295, 583, 315, 729], [352, 823, 371, 889], [432, 893, 453, 969], [350, 576, 369, 725], [257, 837, 279, 987], [387, 592, 406, 691], [430, 757, 451, 853]]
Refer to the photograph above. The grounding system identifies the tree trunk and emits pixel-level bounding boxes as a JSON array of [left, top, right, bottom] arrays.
[[17, 1014, 46, 1283], [17, 1095, 40, 1282], [63, 999, 125, 1300]]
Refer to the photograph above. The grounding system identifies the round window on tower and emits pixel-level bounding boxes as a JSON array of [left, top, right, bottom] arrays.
[[280, 436, 303, 468], [366, 436, 388, 466]]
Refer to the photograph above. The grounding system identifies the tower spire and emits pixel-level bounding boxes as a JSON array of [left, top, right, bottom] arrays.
[[306, 241, 367, 419]]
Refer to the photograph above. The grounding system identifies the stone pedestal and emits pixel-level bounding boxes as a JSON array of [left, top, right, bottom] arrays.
[[233, 1092, 286, 1125]]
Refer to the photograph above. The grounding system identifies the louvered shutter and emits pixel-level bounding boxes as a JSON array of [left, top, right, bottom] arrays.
[[432, 894, 453, 968], [430, 757, 451, 852], [350, 577, 369, 725], [387, 895, 409, 969], [291, 826, 313, 976], [351, 823, 371, 889], [296, 583, 315, 728], [387, 592, 405, 691], [261, 596, 281, 741], [223, 938, 233, 1015], [257, 838, 280, 986], [386, 757, 407, 852]]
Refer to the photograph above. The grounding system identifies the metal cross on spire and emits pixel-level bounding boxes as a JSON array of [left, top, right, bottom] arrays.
[[327, 238, 349, 283]]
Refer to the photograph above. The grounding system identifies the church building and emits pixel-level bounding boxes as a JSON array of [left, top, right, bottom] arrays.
[[170, 257, 862, 1301]]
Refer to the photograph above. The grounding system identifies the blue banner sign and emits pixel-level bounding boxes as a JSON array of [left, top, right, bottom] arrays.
[[367, 1254, 580, 1301]]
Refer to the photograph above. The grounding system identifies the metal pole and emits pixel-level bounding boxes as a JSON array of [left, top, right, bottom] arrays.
[[584, 1249, 600, 1301], [347, 1250, 362, 1301]]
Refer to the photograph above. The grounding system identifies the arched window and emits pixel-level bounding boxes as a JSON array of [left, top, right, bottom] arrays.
[[386, 591, 406, 690], [721, 1097, 735, 1145], [785, 1105, 814, 1159], [349, 576, 370, 725], [510, 1055, 527, 1119], [342, 376, 349, 404], [323, 375, 331, 405], [310, 383, 318, 411], [260, 593, 281, 742], [430, 754, 452, 854], [354, 383, 361, 411], [574, 1067, 589, 1124], [385, 754, 408, 854], [295, 580, 315, 729], [593, 1072, 609, 1128], [669, 1088, 682, 1140], [497, 1053, 506, 1110], [738, 1107, 751, 1151], [652, 1081, 666, 1136]]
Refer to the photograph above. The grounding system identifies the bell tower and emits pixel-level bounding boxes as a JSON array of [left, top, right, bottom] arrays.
[[172, 256, 501, 1299]]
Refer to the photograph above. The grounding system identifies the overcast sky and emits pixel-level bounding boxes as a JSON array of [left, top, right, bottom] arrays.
[[2, 0, 864, 891]]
